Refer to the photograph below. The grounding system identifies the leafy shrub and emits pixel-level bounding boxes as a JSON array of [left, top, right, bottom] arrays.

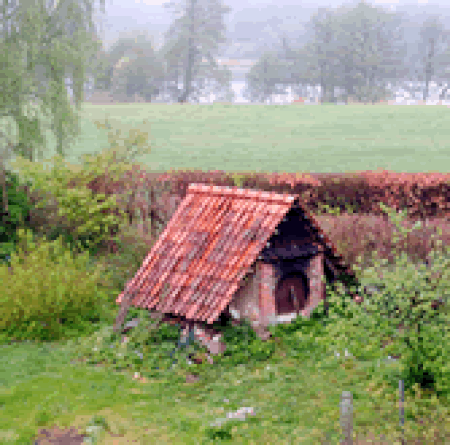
[[312, 202, 450, 401], [149, 321, 183, 344], [211, 318, 276, 366], [319, 246, 449, 398], [67, 308, 191, 376], [0, 228, 114, 343], [9, 115, 152, 257], [269, 303, 330, 359], [9, 154, 129, 256], [67, 312, 278, 379], [0, 169, 33, 262], [93, 223, 157, 297]]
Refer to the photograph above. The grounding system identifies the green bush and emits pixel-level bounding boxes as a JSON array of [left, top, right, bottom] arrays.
[[0, 169, 33, 262], [10, 154, 129, 256], [310, 202, 450, 400], [211, 318, 276, 366], [269, 304, 330, 359], [0, 228, 114, 343], [9, 115, 152, 257], [67, 309, 189, 375], [67, 312, 278, 378], [93, 223, 157, 297], [318, 247, 450, 397]]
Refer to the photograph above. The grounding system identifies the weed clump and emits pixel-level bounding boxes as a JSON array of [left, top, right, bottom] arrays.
[[0, 228, 115, 344]]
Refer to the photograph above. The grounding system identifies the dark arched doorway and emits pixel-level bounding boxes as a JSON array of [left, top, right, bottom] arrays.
[[275, 272, 308, 315]]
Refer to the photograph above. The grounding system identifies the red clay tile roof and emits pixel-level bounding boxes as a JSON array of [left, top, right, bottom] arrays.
[[116, 184, 351, 324]]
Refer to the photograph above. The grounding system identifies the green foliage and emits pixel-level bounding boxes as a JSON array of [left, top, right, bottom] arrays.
[[93, 224, 156, 295], [417, 16, 450, 97], [204, 421, 233, 441], [315, 201, 358, 216], [149, 322, 182, 344], [12, 98, 54, 162], [161, 0, 232, 102], [230, 173, 245, 188], [298, 2, 407, 104], [209, 319, 276, 366], [0, 37, 50, 163], [92, 115, 151, 163], [67, 313, 278, 380], [0, 115, 19, 164], [68, 310, 187, 375], [244, 51, 287, 103], [10, 115, 151, 255], [269, 303, 330, 359], [0, 170, 33, 261], [10, 153, 126, 254], [1, 0, 102, 161], [0, 228, 113, 343], [319, 204, 450, 397], [109, 33, 166, 102]]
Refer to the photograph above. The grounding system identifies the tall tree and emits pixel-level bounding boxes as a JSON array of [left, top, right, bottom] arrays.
[[86, 34, 141, 95], [284, 2, 409, 104], [161, 0, 232, 103], [87, 36, 114, 93], [244, 51, 287, 103], [271, 35, 303, 97], [330, 1, 409, 103], [413, 15, 450, 101], [0, 0, 106, 163], [274, 34, 323, 100], [296, 6, 344, 103], [108, 33, 166, 102]]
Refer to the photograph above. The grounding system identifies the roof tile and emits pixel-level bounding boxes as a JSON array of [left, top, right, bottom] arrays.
[[117, 184, 352, 324]]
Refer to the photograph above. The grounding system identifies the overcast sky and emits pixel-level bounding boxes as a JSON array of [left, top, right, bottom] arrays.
[[93, 0, 450, 51], [106, 0, 435, 5], [99, 0, 442, 9]]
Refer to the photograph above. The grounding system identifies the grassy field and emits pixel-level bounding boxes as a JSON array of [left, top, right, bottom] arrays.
[[26, 103, 450, 174], [0, 328, 332, 444], [2, 316, 447, 445]]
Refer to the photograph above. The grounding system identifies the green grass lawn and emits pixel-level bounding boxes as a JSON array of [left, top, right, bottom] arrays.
[[23, 103, 450, 174], [0, 323, 430, 445], [1, 310, 448, 445]]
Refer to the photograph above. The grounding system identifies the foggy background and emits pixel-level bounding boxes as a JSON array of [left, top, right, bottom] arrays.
[[71, 0, 450, 104]]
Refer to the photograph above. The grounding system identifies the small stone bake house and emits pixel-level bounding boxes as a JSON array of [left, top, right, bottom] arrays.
[[116, 184, 356, 352]]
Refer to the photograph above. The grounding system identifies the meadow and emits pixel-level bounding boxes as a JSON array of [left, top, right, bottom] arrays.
[[26, 102, 450, 174], [0, 102, 449, 444]]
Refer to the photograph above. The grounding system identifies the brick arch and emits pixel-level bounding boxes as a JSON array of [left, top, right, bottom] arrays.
[[275, 272, 308, 315]]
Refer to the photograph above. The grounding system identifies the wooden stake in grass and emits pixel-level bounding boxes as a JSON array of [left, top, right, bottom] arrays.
[[340, 391, 353, 445], [399, 379, 405, 445]]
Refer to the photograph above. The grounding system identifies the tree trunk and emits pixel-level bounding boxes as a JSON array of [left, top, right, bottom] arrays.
[[423, 38, 435, 102]]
